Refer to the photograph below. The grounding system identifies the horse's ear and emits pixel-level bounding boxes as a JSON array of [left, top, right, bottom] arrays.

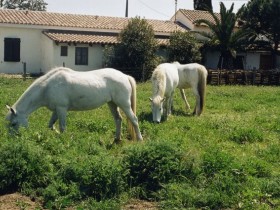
[[149, 98, 153, 102], [6, 105, 16, 115]]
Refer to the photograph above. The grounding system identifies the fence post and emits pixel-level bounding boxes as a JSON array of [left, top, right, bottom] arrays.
[[23, 62, 27, 80]]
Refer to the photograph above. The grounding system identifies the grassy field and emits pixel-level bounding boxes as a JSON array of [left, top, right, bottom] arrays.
[[0, 77, 279, 209]]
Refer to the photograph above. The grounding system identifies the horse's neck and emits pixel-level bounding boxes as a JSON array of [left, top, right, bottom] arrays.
[[153, 71, 166, 98], [14, 85, 44, 116]]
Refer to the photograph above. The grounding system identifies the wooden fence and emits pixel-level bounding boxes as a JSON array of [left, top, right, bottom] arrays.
[[207, 69, 280, 86]]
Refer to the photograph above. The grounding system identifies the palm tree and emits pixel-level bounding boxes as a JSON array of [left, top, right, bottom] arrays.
[[194, 2, 252, 69]]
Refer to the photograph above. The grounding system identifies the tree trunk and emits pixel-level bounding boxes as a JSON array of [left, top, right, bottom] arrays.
[[217, 52, 234, 70]]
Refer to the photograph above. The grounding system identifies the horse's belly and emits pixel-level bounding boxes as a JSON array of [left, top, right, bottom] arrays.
[[68, 93, 109, 110]]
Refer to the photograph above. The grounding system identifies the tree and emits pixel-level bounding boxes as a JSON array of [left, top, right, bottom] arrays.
[[194, 0, 212, 11], [240, 0, 280, 67], [108, 17, 159, 80], [194, 2, 252, 69], [168, 31, 201, 63], [2, 0, 47, 11]]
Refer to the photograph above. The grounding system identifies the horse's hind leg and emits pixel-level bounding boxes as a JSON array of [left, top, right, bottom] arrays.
[[192, 88, 201, 116], [121, 105, 143, 141], [108, 102, 122, 143]]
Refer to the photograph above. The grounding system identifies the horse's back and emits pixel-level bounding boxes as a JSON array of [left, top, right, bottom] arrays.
[[43, 67, 132, 110], [177, 63, 207, 88]]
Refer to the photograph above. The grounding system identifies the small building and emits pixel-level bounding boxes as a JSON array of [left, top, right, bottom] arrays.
[[0, 9, 185, 74], [172, 9, 279, 70]]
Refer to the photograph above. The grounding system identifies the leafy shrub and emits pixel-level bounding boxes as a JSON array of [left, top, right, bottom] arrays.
[[60, 154, 126, 200], [122, 140, 196, 198], [43, 180, 81, 209], [0, 138, 53, 194], [157, 182, 198, 209]]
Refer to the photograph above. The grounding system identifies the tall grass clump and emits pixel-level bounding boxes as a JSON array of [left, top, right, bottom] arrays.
[[229, 126, 264, 144], [42, 147, 126, 208], [122, 140, 197, 199], [0, 136, 53, 194]]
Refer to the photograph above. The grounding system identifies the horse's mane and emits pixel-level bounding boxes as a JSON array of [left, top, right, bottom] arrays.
[[151, 66, 166, 97]]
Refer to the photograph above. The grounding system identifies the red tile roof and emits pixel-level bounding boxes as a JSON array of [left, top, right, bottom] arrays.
[[43, 31, 119, 44], [0, 9, 185, 33], [179, 9, 220, 25], [43, 31, 169, 45]]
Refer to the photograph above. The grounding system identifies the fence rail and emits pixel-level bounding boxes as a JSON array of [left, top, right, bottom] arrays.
[[207, 69, 280, 86]]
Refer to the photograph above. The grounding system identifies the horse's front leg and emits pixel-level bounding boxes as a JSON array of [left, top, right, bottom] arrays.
[[56, 107, 68, 132], [166, 96, 173, 116], [48, 111, 58, 130], [108, 102, 122, 143], [163, 98, 169, 120]]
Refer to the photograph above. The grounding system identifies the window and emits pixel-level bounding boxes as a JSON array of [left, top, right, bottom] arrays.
[[4, 38, 20, 62], [75, 47, 88, 65], [260, 54, 273, 70], [61, 46, 68, 56]]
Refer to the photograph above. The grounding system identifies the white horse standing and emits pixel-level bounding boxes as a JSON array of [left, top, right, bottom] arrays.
[[6, 67, 143, 142], [150, 62, 208, 123]]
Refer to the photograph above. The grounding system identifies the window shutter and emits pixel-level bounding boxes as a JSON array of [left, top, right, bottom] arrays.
[[4, 38, 20, 62]]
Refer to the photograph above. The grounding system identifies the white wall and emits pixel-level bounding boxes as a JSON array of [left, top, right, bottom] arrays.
[[0, 26, 106, 74], [0, 26, 42, 74], [52, 43, 104, 72], [39, 35, 105, 73], [41, 34, 54, 73]]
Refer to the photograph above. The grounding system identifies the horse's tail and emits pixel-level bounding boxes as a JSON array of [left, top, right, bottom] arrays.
[[197, 65, 208, 115], [127, 75, 137, 140]]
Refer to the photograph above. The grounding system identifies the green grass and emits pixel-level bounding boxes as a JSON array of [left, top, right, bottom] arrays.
[[0, 77, 280, 209]]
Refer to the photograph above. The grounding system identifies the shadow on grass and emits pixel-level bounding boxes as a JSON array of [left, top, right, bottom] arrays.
[[138, 109, 193, 123]]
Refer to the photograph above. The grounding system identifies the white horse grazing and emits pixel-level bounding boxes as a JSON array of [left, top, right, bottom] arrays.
[[150, 62, 207, 123], [150, 63, 180, 123], [6, 67, 143, 142]]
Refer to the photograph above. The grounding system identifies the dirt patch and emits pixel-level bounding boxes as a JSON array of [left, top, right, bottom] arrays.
[[0, 194, 158, 210], [0, 193, 43, 210], [122, 199, 158, 210]]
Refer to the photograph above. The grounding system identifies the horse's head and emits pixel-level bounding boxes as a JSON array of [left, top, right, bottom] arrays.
[[5, 105, 28, 132], [149, 96, 165, 123]]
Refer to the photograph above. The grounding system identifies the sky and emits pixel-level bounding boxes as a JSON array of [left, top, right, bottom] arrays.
[[46, 0, 249, 20]]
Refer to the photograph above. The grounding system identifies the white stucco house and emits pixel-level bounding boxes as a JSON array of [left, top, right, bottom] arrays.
[[172, 9, 280, 70], [1, 8, 278, 75], [0, 9, 186, 74]]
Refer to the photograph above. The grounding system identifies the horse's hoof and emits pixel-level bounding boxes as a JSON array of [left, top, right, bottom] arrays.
[[114, 138, 122, 144]]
